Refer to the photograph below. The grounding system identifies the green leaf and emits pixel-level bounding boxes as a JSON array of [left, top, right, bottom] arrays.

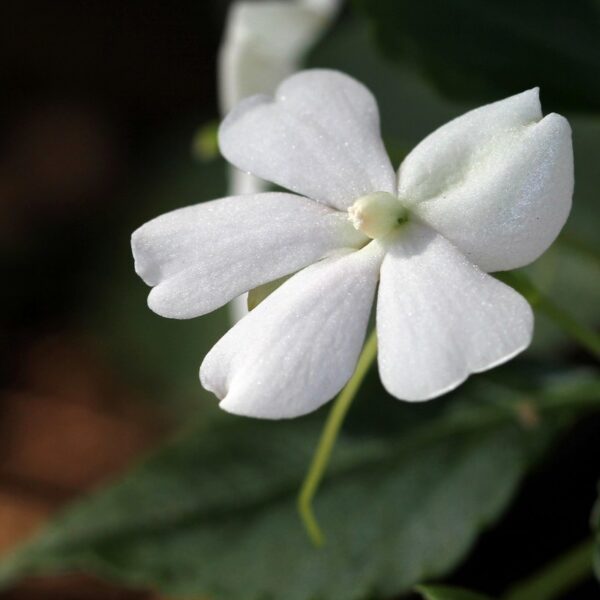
[[415, 583, 492, 600], [504, 538, 594, 600], [0, 370, 598, 600], [356, 0, 600, 113]]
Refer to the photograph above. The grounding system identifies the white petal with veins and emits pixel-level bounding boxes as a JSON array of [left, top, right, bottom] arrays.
[[132, 192, 366, 319], [219, 69, 396, 210], [201, 242, 383, 418], [377, 223, 533, 401]]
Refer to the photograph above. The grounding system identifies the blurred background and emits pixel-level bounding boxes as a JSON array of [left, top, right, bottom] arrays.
[[1, 1, 599, 599], [1, 2, 227, 597]]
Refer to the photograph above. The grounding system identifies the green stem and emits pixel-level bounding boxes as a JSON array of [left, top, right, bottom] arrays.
[[502, 538, 594, 600], [497, 271, 600, 361], [297, 329, 378, 546]]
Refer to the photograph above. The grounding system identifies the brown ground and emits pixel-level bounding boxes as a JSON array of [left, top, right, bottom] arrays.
[[0, 333, 167, 599]]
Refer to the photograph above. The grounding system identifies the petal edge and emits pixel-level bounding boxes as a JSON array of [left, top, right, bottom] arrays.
[[201, 242, 383, 419], [377, 224, 533, 402], [132, 192, 366, 319], [219, 69, 396, 210]]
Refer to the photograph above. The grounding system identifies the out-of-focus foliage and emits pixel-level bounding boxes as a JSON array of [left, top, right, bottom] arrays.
[[357, 0, 600, 113], [0, 371, 598, 599], [416, 584, 492, 600]]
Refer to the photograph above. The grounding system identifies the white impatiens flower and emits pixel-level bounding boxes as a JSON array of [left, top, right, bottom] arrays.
[[132, 70, 573, 419]]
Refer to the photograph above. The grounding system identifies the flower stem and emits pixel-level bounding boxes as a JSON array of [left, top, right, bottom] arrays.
[[502, 537, 594, 600], [298, 329, 378, 546], [497, 271, 600, 361]]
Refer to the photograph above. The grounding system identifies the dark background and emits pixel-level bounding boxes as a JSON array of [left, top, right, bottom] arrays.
[[1, 2, 226, 598]]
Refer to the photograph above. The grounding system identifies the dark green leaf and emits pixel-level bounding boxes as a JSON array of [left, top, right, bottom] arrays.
[[503, 538, 594, 600], [0, 370, 598, 599], [356, 0, 600, 112], [415, 583, 492, 600]]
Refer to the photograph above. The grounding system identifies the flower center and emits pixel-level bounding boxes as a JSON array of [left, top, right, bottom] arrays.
[[347, 192, 407, 239]]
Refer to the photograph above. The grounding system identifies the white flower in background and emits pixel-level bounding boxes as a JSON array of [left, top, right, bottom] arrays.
[[218, 0, 342, 114], [132, 70, 573, 419], [219, 0, 342, 196]]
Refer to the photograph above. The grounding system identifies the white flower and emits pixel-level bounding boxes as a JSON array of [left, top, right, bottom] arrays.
[[132, 70, 573, 419], [218, 0, 342, 116]]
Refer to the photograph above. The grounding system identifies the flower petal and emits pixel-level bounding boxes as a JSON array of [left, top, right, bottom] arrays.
[[399, 89, 573, 272], [200, 243, 383, 419], [219, 69, 396, 210], [377, 224, 533, 401], [132, 192, 366, 319]]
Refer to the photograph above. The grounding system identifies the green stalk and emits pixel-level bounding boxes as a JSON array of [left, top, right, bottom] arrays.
[[502, 538, 594, 600], [297, 329, 378, 546]]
